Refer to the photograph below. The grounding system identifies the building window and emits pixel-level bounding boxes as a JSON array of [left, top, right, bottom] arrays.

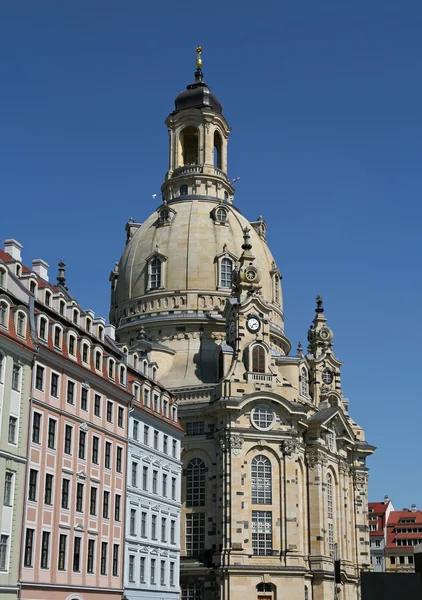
[[142, 466, 148, 490], [105, 441, 111, 469], [94, 394, 101, 416], [92, 436, 99, 464], [61, 479, 70, 509], [152, 470, 158, 494], [116, 447, 122, 473], [76, 428, 88, 467], [45, 290, 51, 306], [44, 474, 53, 505], [327, 473, 333, 519], [151, 558, 156, 584], [28, 469, 38, 501], [390, 556, 396, 564], [181, 582, 204, 600], [216, 206, 227, 222], [161, 517, 167, 542], [87, 539, 95, 573], [162, 474, 167, 497], [220, 257, 233, 288], [251, 406, 275, 430], [118, 406, 124, 427], [40, 531, 50, 569], [115, 494, 121, 521], [81, 387, 88, 411], [163, 434, 168, 453], [32, 412, 41, 443], [252, 345, 266, 373], [186, 458, 206, 507], [59, 300, 65, 315], [35, 365, 44, 390], [140, 556, 146, 582], [141, 511, 147, 537], [322, 368, 333, 384], [131, 462, 138, 487], [76, 482, 84, 512], [186, 513, 205, 557], [150, 258, 162, 290], [100, 542, 107, 575], [108, 359, 115, 379], [112, 544, 119, 577], [180, 184, 188, 196], [73, 536, 81, 572], [16, 312, 26, 337], [48, 418, 56, 449], [130, 508, 136, 535], [170, 561, 175, 586], [0, 301, 8, 328], [68, 335, 76, 356], [82, 343, 89, 363], [3, 472, 13, 506], [8, 416, 17, 444], [186, 421, 205, 436], [160, 559, 166, 585], [24, 529, 34, 567], [95, 351, 101, 371], [90, 487, 97, 515], [64, 425, 72, 455], [300, 367, 309, 396], [128, 554, 135, 581], [154, 429, 159, 449], [53, 326, 61, 349], [170, 519, 176, 544], [103, 491, 110, 518], [107, 401, 113, 423], [50, 373, 59, 397], [133, 420, 139, 440], [39, 317, 47, 340], [152, 514, 157, 539], [171, 477, 177, 500], [144, 425, 149, 445], [58, 534, 67, 571], [119, 366, 125, 386], [252, 510, 272, 556], [67, 381, 75, 404], [11, 364, 21, 391], [251, 455, 272, 504], [172, 439, 177, 458]]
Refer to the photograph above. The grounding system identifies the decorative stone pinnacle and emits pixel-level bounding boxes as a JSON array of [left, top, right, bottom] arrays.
[[57, 260, 67, 289], [315, 295, 324, 314], [138, 324, 146, 340], [195, 46, 204, 82], [297, 341, 303, 356], [242, 226, 252, 251]]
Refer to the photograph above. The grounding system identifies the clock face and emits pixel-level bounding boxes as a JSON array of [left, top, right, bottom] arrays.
[[246, 269, 256, 281], [247, 316, 260, 332]]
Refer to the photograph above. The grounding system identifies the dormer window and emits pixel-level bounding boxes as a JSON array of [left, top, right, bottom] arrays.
[[68, 334, 77, 357], [16, 311, 26, 338], [98, 326, 104, 341], [95, 350, 102, 371], [143, 360, 148, 375], [0, 301, 9, 328], [15, 264, 21, 277], [220, 258, 233, 288], [82, 342, 90, 364], [45, 290, 51, 307], [152, 366, 157, 381], [86, 318, 91, 333], [119, 365, 126, 386], [274, 274, 280, 304], [59, 300, 65, 315], [38, 316, 48, 340], [133, 354, 138, 370], [53, 326, 62, 349], [0, 267, 6, 288], [151, 258, 161, 289], [216, 207, 227, 223], [29, 280, 37, 294], [108, 359, 115, 379], [73, 309, 79, 324]]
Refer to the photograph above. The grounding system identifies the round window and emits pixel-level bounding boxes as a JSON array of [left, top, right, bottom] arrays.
[[251, 405, 275, 430]]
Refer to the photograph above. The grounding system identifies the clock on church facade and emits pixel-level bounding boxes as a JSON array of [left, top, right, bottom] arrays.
[[110, 48, 374, 600]]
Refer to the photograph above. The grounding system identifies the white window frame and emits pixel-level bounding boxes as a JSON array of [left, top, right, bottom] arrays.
[[0, 299, 10, 329]]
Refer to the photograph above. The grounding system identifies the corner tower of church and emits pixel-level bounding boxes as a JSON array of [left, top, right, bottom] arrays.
[[111, 49, 374, 600]]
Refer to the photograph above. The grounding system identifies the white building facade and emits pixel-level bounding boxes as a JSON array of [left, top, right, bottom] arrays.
[[124, 360, 183, 600]]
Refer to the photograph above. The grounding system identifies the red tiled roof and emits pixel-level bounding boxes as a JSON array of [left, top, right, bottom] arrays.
[[369, 502, 388, 514]]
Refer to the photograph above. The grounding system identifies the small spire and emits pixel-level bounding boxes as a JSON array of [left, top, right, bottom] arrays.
[[137, 324, 146, 340], [296, 341, 303, 356], [195, 46, 204, 82], [57, 260, 68, 290], [315, 294, 324, 314], [242, 226, 252, 251]]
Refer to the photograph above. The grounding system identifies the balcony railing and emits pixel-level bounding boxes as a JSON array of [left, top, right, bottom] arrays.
[[173, 165, 203, 177]]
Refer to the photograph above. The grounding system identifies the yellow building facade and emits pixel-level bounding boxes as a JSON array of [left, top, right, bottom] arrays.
[[110, 49, 374, 600]]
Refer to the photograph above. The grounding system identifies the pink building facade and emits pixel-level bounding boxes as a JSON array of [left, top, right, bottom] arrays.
[[19, 265, 131, 600]]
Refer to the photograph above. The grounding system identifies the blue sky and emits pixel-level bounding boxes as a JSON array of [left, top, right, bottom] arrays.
[[1, 1, 421, 510]]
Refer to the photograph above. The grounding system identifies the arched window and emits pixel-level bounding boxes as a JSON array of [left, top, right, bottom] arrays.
[[16, 312, 26, 338], [108, 359, 115, 379], [214, 131, 222, 169], [220, 258, 233, 288], [0, 301, 8, 328], [150, 258, 162, 290], [68, 334, 76, 356], [322, 368, 333, 384], [53, 326, 62, 349], [180, 126, 198, 165], [257, 583, 274, 592], [133, 354, 138, 370], [73, 309, 79, 324], [251, 456, 272, 504], [327, 472, 334, 557], [38, 317, 47, 340], [300, 367, 309, 396], [0, 268, 6, 288], [98, 326, 104, 341], [45, 290, 51, 306], [252, 345, 266, 373], [81, 342, 90, 364], [95, 350, 102, 371], [143, 360, 148, 375], [119, 365, 126, 385], [179, 185, 188, 196], [59, 300, 65, 315], [30, 280, 37, 294], [186, 458, 206, 507]]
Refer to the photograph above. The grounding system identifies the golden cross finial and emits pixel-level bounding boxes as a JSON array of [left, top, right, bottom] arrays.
[[195, 46, 203, 69]]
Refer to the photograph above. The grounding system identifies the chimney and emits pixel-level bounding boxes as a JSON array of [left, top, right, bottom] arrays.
[[384, 495, 389, 504], [105, 324, 115, 341], [411, 504, 417, 512], [4, 239, 22, 261], [32, 259, 49, 282]]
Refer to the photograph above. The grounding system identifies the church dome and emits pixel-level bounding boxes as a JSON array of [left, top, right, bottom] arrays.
[[111, 198, 282, 322], [174, 79, 223, 114]]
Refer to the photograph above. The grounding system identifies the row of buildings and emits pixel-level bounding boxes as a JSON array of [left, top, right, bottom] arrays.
[[369, 498, 422, 573], [0, 239, 184, 600]]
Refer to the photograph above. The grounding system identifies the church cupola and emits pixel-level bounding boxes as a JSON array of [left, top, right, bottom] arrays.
[[162, 47, 234, 204], [307, 295, 334, 357]]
